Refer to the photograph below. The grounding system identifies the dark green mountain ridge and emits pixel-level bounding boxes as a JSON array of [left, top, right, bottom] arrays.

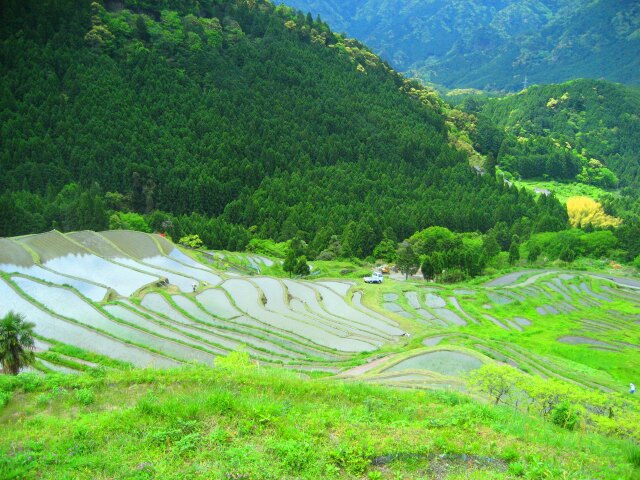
[[0, 0, 565, 255]]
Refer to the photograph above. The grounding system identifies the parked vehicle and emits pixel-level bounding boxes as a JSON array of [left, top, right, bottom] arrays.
[[364, 271, 384, 284]]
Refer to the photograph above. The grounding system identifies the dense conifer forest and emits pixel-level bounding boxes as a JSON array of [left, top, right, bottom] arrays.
[[0, 0, 567, 257]]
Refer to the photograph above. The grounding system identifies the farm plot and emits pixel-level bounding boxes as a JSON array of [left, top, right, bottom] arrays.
[[13, 278, 209, 364], [0, 278, 177, 368], [99, 231, 222, 285], [143, 255, 222, 285], [484, 270, 537, 287], [351, 291, 403, 325], [16, 230, 88, 263], [68, 230, 126, 258], [432, 308, 467, 326], [0, 230, 416, 370], [69, 231, 199, 292], [0, 238, 34, 266], [0, 264, 108, 302], [317, 281, 354, 296], [44, 254, 159, 296], [104, 304, 220, 362], [171, 295, 310, 359], [385, 350, 484, 377], [382, 303, 413, 318], [139, 293, 297, 362], [558, 336, 622, 350], [197, 286, 346, 360], [222, 278, 378, 352], [404, 291, 439, 322], [196, 289, 242, 319], [425, 293, 446, 308], [99, 230, 165, 259]]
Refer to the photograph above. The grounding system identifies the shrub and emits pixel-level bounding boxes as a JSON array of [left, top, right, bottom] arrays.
[[550, 401, 580, 430], [330, 443, 373, 475], [74, 388, 95, 406], [109, 212, 151, 232], [178, 234, 203, 249]]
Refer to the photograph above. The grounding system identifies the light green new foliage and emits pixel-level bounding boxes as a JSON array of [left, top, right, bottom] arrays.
[[468, 364, 640, 440]]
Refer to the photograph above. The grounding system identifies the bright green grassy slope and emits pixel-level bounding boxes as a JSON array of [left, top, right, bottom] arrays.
[[511, 179, 616, 204], [1, 360, 639, 480]]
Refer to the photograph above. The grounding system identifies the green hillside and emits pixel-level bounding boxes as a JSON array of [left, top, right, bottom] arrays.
[[280, 0, 640, 91], [477, 79, 640, 189], [2, 363, 639, 479], [0, 0, 567, 255]]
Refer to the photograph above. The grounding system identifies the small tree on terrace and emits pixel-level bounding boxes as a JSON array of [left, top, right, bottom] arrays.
[[294, 256, 311, 276], [396, 242, 419, 280], [283, 249, 297, 278], [0, 312, 36, 375], [468, 363, 521, 406]]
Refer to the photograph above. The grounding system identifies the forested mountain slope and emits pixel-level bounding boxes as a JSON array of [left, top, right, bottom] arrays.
[[0, 0, 566, 254], [476, 79, 640, 188], [281, 0, 640, 91]]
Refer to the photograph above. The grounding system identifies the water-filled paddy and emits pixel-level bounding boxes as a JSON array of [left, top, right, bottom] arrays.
[[0, 279, 177, 367], [0, 239, 34, 266], [558, 336, 617, 348], [45, 254, 159, 296], [405, 291, 421, 309], [487, 292, 513, 305], [433, 308, 466, 326], [386, 350, 483, 377], [383, 303, 412, 318], [144, 256, 222, 285], [425, 293, 446, 308], [196, 289, 242, 319], [222, 279, 377, 352], [317, 281, 353, 296], [15, 278, 211, 362], [2, 266, 108, 302]]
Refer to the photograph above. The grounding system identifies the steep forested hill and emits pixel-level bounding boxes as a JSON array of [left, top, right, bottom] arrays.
[[281, 0, 640, 91], [474, 79, 640, 189], [0, 0, 567, 253]]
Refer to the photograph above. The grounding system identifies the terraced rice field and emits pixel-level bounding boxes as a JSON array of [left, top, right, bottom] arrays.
[[347, 268, 640, 393], [1, 230, 408, 374], [2, 230, 639, 400]]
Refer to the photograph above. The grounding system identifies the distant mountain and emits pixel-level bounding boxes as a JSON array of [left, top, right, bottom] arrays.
[[0, 0, 565, 252], [281, 0, 640, 91]]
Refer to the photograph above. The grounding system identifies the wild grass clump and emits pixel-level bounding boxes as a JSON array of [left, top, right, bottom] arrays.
[[625, 443, 640, 468]]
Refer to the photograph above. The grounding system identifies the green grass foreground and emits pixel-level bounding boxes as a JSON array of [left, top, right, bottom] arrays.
[[1, 359, 639, 479]]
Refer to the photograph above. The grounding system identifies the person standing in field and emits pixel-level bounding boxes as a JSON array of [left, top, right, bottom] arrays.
[[631, 383, 636, 394]]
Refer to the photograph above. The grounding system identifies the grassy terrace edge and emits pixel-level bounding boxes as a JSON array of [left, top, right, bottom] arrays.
[[1, 361, 639, 479]]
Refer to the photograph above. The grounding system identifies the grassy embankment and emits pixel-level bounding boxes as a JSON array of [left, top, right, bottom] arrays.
[[2, 355, 640, 479]]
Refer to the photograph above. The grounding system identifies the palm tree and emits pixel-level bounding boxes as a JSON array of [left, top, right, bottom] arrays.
[[0, 311, 36, 375]]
